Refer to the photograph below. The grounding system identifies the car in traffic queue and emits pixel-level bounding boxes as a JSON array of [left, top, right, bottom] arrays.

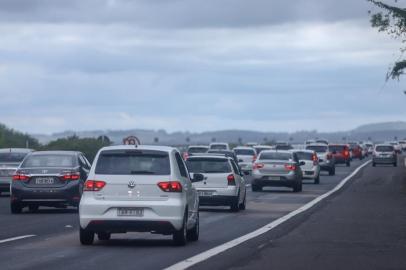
[[251, 150, 304, 192], [183, 145, 209, 160], [209, 142, 230, 151], [10, 151, 91, 213], [315, 139, 329, 145], [372, 144, 397, 167], [207, 150, 239, 164], [79, 145, 201, 246], [328, 144, 351, 167], [186, 155, 246, 211], [398, 140, 406, 151], [293, 150, 321, 184], [0, 148, 33, 196], [348, 142, 364, 160], [275, 142, 294, 151], [387, 141, 402, 154], [233, 146, 257, 174], [305, 144, 335, 175], [253, 145, 273, 155]]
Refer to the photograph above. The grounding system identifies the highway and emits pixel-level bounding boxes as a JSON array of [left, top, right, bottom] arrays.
[[0, 158, 403, 270]]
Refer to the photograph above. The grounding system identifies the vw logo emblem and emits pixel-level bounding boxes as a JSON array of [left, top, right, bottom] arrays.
[[128, 180, 136, 189]]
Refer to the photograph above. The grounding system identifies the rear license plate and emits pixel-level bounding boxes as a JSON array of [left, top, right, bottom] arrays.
[[268, 176, 280, 181], [35, 177, 55, 185], [198, 191, 214, 197], [117, 208, 144, 217]]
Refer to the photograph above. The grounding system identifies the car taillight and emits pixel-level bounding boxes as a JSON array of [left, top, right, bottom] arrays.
[[344, 150, 349, 157], [227, 174, 236, 186], [253, 163, 264, 170], [158, 181, 182, 192], [285, 164, 296, 171], [61, 171, 80, 180], [84, 180, 106, 191], [327, 153, 333, 160], [312, 154, 318, 165], [252, 155, 257, 162], [12, 173, 29, 181]]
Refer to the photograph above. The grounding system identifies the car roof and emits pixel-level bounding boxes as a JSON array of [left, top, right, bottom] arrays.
[[306, 143, 328, 147], [293, 149, 315, 154], [253, 145, 272, 148], [188, 154, 231, 160], [30, 150, 80, 156], [209, 142, 228, 145], [328, 144, 347, 146], [0, 148, 33, 153], [99, 145, 176, 154], [260, 150, 293, 155], [188, 145, 209, 148], [233, 146, 255, 150]]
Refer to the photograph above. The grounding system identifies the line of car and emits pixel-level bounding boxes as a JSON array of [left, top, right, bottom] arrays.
[[0, 138, 402, 247]]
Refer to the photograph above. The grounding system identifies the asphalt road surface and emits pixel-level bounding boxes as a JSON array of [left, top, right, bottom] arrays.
[[1, 158, 402, 270]]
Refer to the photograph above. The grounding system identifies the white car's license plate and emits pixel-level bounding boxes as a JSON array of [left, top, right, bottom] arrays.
[[35, 177, 55, 185], [117, 208, 144, 217], [198, 191, 214, 197], [268, 176, 280, 181]]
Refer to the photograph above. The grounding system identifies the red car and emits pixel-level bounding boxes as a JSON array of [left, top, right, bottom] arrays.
[[348, 143, 363, 160], [329, 144, 351, 166]]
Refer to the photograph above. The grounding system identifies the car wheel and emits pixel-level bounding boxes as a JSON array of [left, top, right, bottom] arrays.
[[329, 167, 335, 176], [173, 211, 188, 246], [80, 227, 94, 245], [346, 161, 350, 167], [372, 162, 376, 167], [314, 174, 320, 185], [187, 211, 199, 242], [28, 205, 39, 213], [239, 193, 246, 210], [251, 184, 262, 192], [10, 202, 22, 214], [230, 195, 240, 212], [97, 232, 111, 241], [394, 162, 397, 167], [293, 181, 302, 192]]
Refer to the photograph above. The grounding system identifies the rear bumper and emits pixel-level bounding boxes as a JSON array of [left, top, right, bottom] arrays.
[[85, 220, 177, 234], [199, 195, 236, 206], [333, 156, 349, 164], [252, 178, 299, 188], [373, 157, 396, 164]]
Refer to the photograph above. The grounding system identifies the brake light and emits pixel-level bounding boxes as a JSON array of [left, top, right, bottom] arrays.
[[158, 181, 182, 192], [84, 180, 106, 191], [12, 173, 29, 181], [344, 150, 349, 157], [227, 174, 236, 186], [285, 164, 296, 171], [253, 163, 264, 170], [252, 155, 257, 162], [312, 154, 318, 165], [61, 172, 80, 181]]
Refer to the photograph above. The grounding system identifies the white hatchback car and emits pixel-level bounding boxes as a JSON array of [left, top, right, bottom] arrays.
[[293, 150, 321, 184], [209, 142, 230, 151], [233, 146, 257, 173], [186, 156, 246, 211], [79, 145, 202, 246]]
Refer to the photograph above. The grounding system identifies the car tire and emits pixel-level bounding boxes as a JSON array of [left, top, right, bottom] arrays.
[[372, 162, 376, 167], [80, 227, 94, 245], [230, 195, 240, 212], [329, 167, 335, 176], [239, 193, 246, 210], [187, 211, 199, 242], [394, 162, 397, 167], [173, 211, 188, 246], [10, 202, 22, 214], [28, 205, 39, 213], [97, 232, 111, 241], [314, 174, 320, 185], [346, 161, 350, 167], [293, 181, 302, 192], [251, 184, 262, 192]]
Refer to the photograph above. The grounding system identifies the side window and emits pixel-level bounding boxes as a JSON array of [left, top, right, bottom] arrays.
[[175, 152, 188, 178], [230, 160, 240, 175], [293, 154, 299, 163]]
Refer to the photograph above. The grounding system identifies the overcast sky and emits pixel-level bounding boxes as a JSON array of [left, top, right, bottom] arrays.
[[0, 0, 405, 134]]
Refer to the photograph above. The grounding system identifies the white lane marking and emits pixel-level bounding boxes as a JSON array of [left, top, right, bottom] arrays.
[[165, 160, 372, 270], [0, 235, 36, 244], [404, 157, 406, 168]]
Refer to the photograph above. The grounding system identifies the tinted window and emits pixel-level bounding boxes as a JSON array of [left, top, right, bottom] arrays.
[[175, 152, 188, 178], [21, 154, 76, 168], [234, 149, 255, 156], [188, 147, 208, 154], [259, 152, 292, 161], [295, 152, 313, 160], [210, 144, 227, 150], [95, 150, 170, 175], [186, 158, 232, 173], [230, 160, 241, 174], [0, 152, 28, 163], [306, 145, 328, 153], [376, 146, 394, 152], [329, 145, 346, 152], [275, 145, 293, 150]]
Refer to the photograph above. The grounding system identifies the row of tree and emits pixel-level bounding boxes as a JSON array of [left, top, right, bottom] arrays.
[[0, 124, 111, 162]]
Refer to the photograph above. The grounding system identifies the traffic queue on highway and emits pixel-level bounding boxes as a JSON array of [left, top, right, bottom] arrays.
[[0, 139, 403, 246]]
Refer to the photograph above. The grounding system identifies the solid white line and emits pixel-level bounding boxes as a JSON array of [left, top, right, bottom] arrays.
[[165, 160, 372, 270], [404, 157, 406, 168], [0, 235, 36, 244]]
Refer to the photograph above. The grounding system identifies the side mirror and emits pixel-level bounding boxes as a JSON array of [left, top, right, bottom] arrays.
[[191, 173, 204, 183], [299, 161, 306, 166]]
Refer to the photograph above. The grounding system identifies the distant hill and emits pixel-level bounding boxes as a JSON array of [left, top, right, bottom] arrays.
[[31, 121, 406, 145]]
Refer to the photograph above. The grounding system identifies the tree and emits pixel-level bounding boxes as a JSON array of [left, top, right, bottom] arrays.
[[368, 0, 406, 79], [0, 123, 40, 149]]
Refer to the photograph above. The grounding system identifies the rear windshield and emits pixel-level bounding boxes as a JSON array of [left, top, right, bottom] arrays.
[[0, 152, 28, 163], [234, 149, 255, 156], [329, 145, 346, 152], [186, 158, 231, 173], [295, 152, 313, 160], [275, 145, 293, 150], [21, 154, 76, 168], [210, 144, 227, 150], [260, 152, 292, 161], [375, 146, 394, 152], [188, 147, 208, 154], [306, 146, 327, 153], [254, 147, 271, 154], [95, 150, 170, 175]]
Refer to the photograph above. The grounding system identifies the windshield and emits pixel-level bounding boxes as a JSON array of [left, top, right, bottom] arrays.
[[306, 146, 328, 153], [375, 146, 394, 152], [210, 144, 227, 150], [188, 147, 208, 154], [295, 152, 313, 160], [234, 149, 255, 156], [186, 158, 231, 173], [329, 145, 346, 152], [21, 154, 76, 168], [259, 152, 292, 161], [0, 152, 28, 163], [95, 150, 170, 175]]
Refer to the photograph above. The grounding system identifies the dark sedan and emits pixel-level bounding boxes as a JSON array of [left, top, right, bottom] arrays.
[[10, 151, 91, 213]]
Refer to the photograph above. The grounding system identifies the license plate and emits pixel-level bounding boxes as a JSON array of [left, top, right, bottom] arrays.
[[35, 177, 55, 185], [117, 208, 144, 217], [198, 191, 214, 197], [268, 176, 280, 181]]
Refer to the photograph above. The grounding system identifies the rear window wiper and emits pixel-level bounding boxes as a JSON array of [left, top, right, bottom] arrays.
[[130, 170, 156, 175]]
